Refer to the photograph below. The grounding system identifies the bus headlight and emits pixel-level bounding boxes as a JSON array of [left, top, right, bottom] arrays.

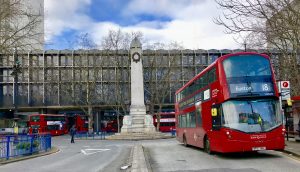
[[226, 131, 232, 139], [282, 128, 286, 135]]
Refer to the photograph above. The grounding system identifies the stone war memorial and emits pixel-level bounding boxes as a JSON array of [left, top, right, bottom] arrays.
[[109, 38, 170, 140]]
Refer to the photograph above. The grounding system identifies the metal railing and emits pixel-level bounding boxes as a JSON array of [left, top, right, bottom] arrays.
[[0, 134, 51, 160], [75, 131, 112, 140]]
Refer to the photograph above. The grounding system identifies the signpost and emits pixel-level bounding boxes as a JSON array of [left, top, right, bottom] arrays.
[[277, 81, 291, 140]]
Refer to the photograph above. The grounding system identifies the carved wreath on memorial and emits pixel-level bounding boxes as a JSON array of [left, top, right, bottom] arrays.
[[132, 52, 141, 63]]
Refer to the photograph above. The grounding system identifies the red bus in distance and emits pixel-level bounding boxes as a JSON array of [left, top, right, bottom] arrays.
[[102, 120, 118, 132], [153, 112, 175, 132], [28, 114, 68, 136], [74, 115, 88, 132], [175, 52, 284, 153]]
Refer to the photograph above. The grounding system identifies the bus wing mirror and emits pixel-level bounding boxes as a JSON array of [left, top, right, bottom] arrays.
[[211, 108, 217, 116]]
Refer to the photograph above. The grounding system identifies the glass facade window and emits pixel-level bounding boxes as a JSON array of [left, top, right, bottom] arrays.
[[73, 56, 79, 66], [82, 56, 88, 66], [32, 55, 38, 66], [39, 55, 44, 66], [46, 56, 52, 66], [2, 56, 8, 66], [53, 56, 59, 66], [182, 56, 189, 66], [60, 56, 66, 66], [195, 55, 201, 65], [201, 55, 208, 65], [31, 69, 39, 81], [209, 55, 218, 64], [89, 56, 94, 66], [66, 56, 73, 66], [8, 56, 14, 66]]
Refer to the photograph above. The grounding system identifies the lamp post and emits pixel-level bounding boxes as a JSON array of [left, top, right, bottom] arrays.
[[10, 48, 22, 134], [10, 48, 22, 119]]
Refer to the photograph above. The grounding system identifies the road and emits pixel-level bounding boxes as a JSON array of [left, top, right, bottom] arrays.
[[144, 139, 300, 172], [0, 136, 300, 172], [0, 135, 133, 172]]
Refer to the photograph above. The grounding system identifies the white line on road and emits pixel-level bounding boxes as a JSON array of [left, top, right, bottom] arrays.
[[81, 149, 110, 155]]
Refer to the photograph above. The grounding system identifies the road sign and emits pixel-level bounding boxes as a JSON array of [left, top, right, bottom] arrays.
[[280, 81, 290, 89], [278, 81, 291, 100]]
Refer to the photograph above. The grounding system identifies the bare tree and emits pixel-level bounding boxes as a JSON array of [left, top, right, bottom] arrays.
[[54, 33, 100, 133], [0, 0, 43, 53], [215, 0, 300, 95], [144, 42, 185, 131], [101, 29, 143, 132]]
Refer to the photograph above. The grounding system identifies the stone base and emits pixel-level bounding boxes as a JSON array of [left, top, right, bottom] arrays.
[[121, 126, 156, 133], [107, 132, 173, 140], [121, 114, 156, 133]]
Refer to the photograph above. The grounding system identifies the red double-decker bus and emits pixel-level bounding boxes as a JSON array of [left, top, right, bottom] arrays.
[[175, 52, 285, 153], [102, 120, 118, 132], [153, 112, 176, 132], [28, 114, 68, 136], [74, 115, 88, 132]]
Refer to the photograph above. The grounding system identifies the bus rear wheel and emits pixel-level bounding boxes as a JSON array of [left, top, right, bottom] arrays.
[[204, 137, 211, 154]]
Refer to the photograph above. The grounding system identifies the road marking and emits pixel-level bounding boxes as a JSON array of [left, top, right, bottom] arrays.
[[81, 148, 110, 155]]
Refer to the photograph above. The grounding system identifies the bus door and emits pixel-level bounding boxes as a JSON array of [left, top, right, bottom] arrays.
[[211, 104, 222, 150]]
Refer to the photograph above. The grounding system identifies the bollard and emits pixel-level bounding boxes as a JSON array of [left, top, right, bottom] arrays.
[[6, 136, 10, 160], [30, 135, 34, 155]]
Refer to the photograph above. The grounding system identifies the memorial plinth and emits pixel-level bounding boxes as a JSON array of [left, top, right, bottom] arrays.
[[108, 38, 170, 140], [121, 37, 155, 134]]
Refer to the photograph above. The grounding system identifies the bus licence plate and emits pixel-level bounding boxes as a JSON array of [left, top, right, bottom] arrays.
[[252, 147, 266, 151]]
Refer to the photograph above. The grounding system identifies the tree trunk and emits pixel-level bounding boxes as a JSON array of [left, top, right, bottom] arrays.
[[88, 106, 94, 134]]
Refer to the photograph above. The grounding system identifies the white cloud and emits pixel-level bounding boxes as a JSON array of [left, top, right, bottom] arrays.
[[45, 0, 240, 49], [44, 0, 92, 42], [89, 20, 236, 49]]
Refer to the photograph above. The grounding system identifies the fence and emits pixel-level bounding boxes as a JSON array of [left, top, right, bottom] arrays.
[[75, 131, 112, 140], [0, 134, 51, 160]]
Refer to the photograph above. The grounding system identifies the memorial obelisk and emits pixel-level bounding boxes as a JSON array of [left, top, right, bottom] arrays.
[[121, 38, 156, 133]]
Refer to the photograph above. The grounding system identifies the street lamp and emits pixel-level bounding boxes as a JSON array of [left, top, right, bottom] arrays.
[[10, 48, 22, 119]]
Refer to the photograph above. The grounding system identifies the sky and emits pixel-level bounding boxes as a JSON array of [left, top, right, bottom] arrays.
[[44, 0, 241, 50]]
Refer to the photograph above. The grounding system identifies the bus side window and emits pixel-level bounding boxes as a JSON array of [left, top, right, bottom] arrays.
[[197, 106, 202, 127]]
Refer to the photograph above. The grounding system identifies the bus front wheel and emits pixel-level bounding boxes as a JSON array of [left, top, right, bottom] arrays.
[[204, 137, 212, 154]]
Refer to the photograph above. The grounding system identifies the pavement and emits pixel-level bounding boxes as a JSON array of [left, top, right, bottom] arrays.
[[0, 147, 59, 165], [283, 137, 300, 158], [130, 137, 300, 172]]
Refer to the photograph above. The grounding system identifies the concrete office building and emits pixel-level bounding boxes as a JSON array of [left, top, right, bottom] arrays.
[[0, 49, 282, 130]]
